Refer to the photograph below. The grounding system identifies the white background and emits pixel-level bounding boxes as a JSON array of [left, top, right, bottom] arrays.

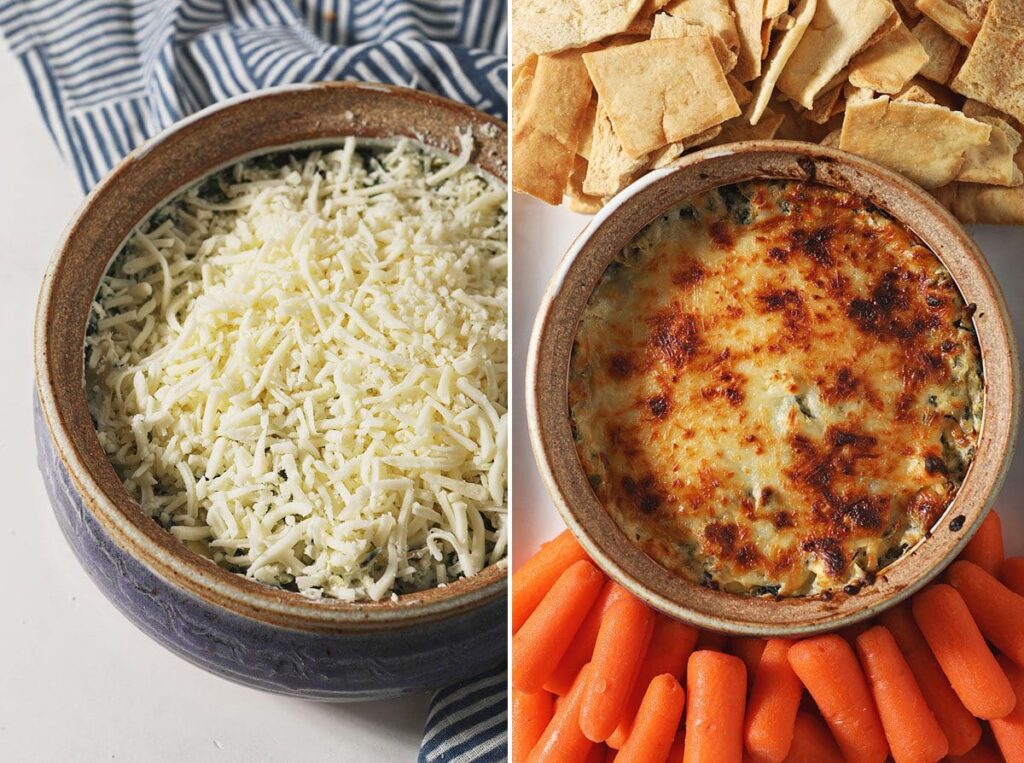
[[510, 198, 1024, 566], [0, 39, 430, 762]]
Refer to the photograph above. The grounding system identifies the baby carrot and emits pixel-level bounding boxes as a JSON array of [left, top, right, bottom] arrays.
[[991, 655, 1024, 763], [783, 711, 843, 763], [527, 664, 595, 763], [855, 625, 948, 763], [513, 559, 606, 693], [603, 747, 617, 763], [579, 588, 656, 742], [744, 639, 803, 763], [787, 634, 889, 763], [946, 742, 1006, 763], [948, 560, 1024, 666], [731, 637, 766, 679], [1001, 557, 1024, 597], [513, 689, 555, 763], [617, 674, 686, 763], [607, 615, 698, 748], [959, 510, 1003, 576], [878, 604, 981, 755], [513, 530, 590, 632], [544, 580, 627, 696], [683, 650, 747, 763], [912, 583, 1016, 719], [583, 745, 606, 763]]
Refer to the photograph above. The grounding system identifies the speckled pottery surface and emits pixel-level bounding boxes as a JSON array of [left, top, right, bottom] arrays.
[[528, 141, 1019, 637], [34, 83, 507, 699]]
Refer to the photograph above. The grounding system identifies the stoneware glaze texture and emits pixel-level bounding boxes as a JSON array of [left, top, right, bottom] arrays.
[[528, 141, 1019, 637], [35, 83, 507, 699]]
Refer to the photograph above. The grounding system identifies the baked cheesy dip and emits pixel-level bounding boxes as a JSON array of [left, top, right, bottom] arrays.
[[568, 180, 983, 598]]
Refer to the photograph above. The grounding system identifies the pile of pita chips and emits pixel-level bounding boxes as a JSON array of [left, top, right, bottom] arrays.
[[511, 0, 1024, 224]]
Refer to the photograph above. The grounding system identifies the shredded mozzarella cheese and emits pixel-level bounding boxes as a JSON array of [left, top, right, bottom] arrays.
[[85, 137, 508, 602]]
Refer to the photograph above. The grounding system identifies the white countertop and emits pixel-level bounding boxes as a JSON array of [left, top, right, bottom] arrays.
[[0, 39, 429, 763], [511, 196, 1024, 563]]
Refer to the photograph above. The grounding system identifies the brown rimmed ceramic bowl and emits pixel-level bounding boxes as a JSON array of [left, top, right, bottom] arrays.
[[35, 83, 507, 698], [528, 141, 1019, 637]]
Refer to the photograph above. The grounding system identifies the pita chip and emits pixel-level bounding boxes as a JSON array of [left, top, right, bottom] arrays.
[[896, 84, 937, 103], [939, 183, 1024, 223], [912, 18, 963, 85], [566, 156, 606, 214], [665, 0, 740, 46], [513, 0, 647, 59], [916, 0, 989, 46], [650, 13, 737, 72], [849, 22, 929, 93], [956, 116, 1023, 185], [951, 0, 1024, 124], [648, 126, 722, 169], [583, 37, 740, 157], [749, 0, 817, 125], [512, 52, 594, 204], [839, 96, 992, 187], [897, 76, 962, 108], [731, 0, 766, 82], [728, 75, 754, 107], [805, 84, 845, 123], [583, 103, 648, 197], [778, 0, 892, 109], [715, 108, 786, 143]]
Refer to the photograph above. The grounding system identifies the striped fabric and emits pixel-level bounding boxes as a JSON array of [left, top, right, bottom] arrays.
[[420, 668, 509, 762], [0, 2, 508, 760], [0, 0, 507, 191]]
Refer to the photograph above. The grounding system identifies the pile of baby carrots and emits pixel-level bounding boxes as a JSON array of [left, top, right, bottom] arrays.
[[511, 510, 1024, 763]]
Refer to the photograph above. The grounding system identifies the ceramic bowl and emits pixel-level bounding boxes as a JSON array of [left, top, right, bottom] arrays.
[[528, 141, 1019, 637], [34, 83, 507, 699]]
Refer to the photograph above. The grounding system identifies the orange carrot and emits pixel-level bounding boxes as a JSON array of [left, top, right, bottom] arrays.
[[617, 674, 686, 763], [528, 664, 595, 763], [911, 583, 1016, 719], [855, 625, 948, 763], [514, 530, 590, 632], [959, 510, 1004, 576], [991, 655, 1024, 763], [579, 588, 656, 742], [1001, 557, 1024, 597], [787, 634, 889, 763], [731, 637, 766, 679], [513, 560, 606, 693], [948, 560, 1024, 666], [604, 747, 618, 763], [544, 581, 628, 696], [584, 745, 607, 763], [878, 605, 981, 755], [744, 639, 803, 763], [683, 650, 747, 763], [607, 615, 698, 748], [782, 711, 843, 763], [946, 741, 1006, 763], [513, 690, 555, 763]]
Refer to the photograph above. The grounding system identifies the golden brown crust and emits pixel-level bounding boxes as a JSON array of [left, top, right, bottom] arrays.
[[569, 181, 982, 597]]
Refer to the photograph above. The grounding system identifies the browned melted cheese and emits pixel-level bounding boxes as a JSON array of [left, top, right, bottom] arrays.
[[569, 181, 983, 597]]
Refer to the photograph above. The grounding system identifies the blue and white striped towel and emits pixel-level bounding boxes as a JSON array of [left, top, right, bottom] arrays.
[[0, 2, 507, 761]]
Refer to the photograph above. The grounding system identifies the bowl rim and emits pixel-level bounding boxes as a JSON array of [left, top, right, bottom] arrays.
[[35, 82, 508, 633], [527, 139, 1020, 636]]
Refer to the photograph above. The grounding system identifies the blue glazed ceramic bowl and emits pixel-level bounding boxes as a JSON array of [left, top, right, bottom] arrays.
[[33, 84, 507, 700]]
